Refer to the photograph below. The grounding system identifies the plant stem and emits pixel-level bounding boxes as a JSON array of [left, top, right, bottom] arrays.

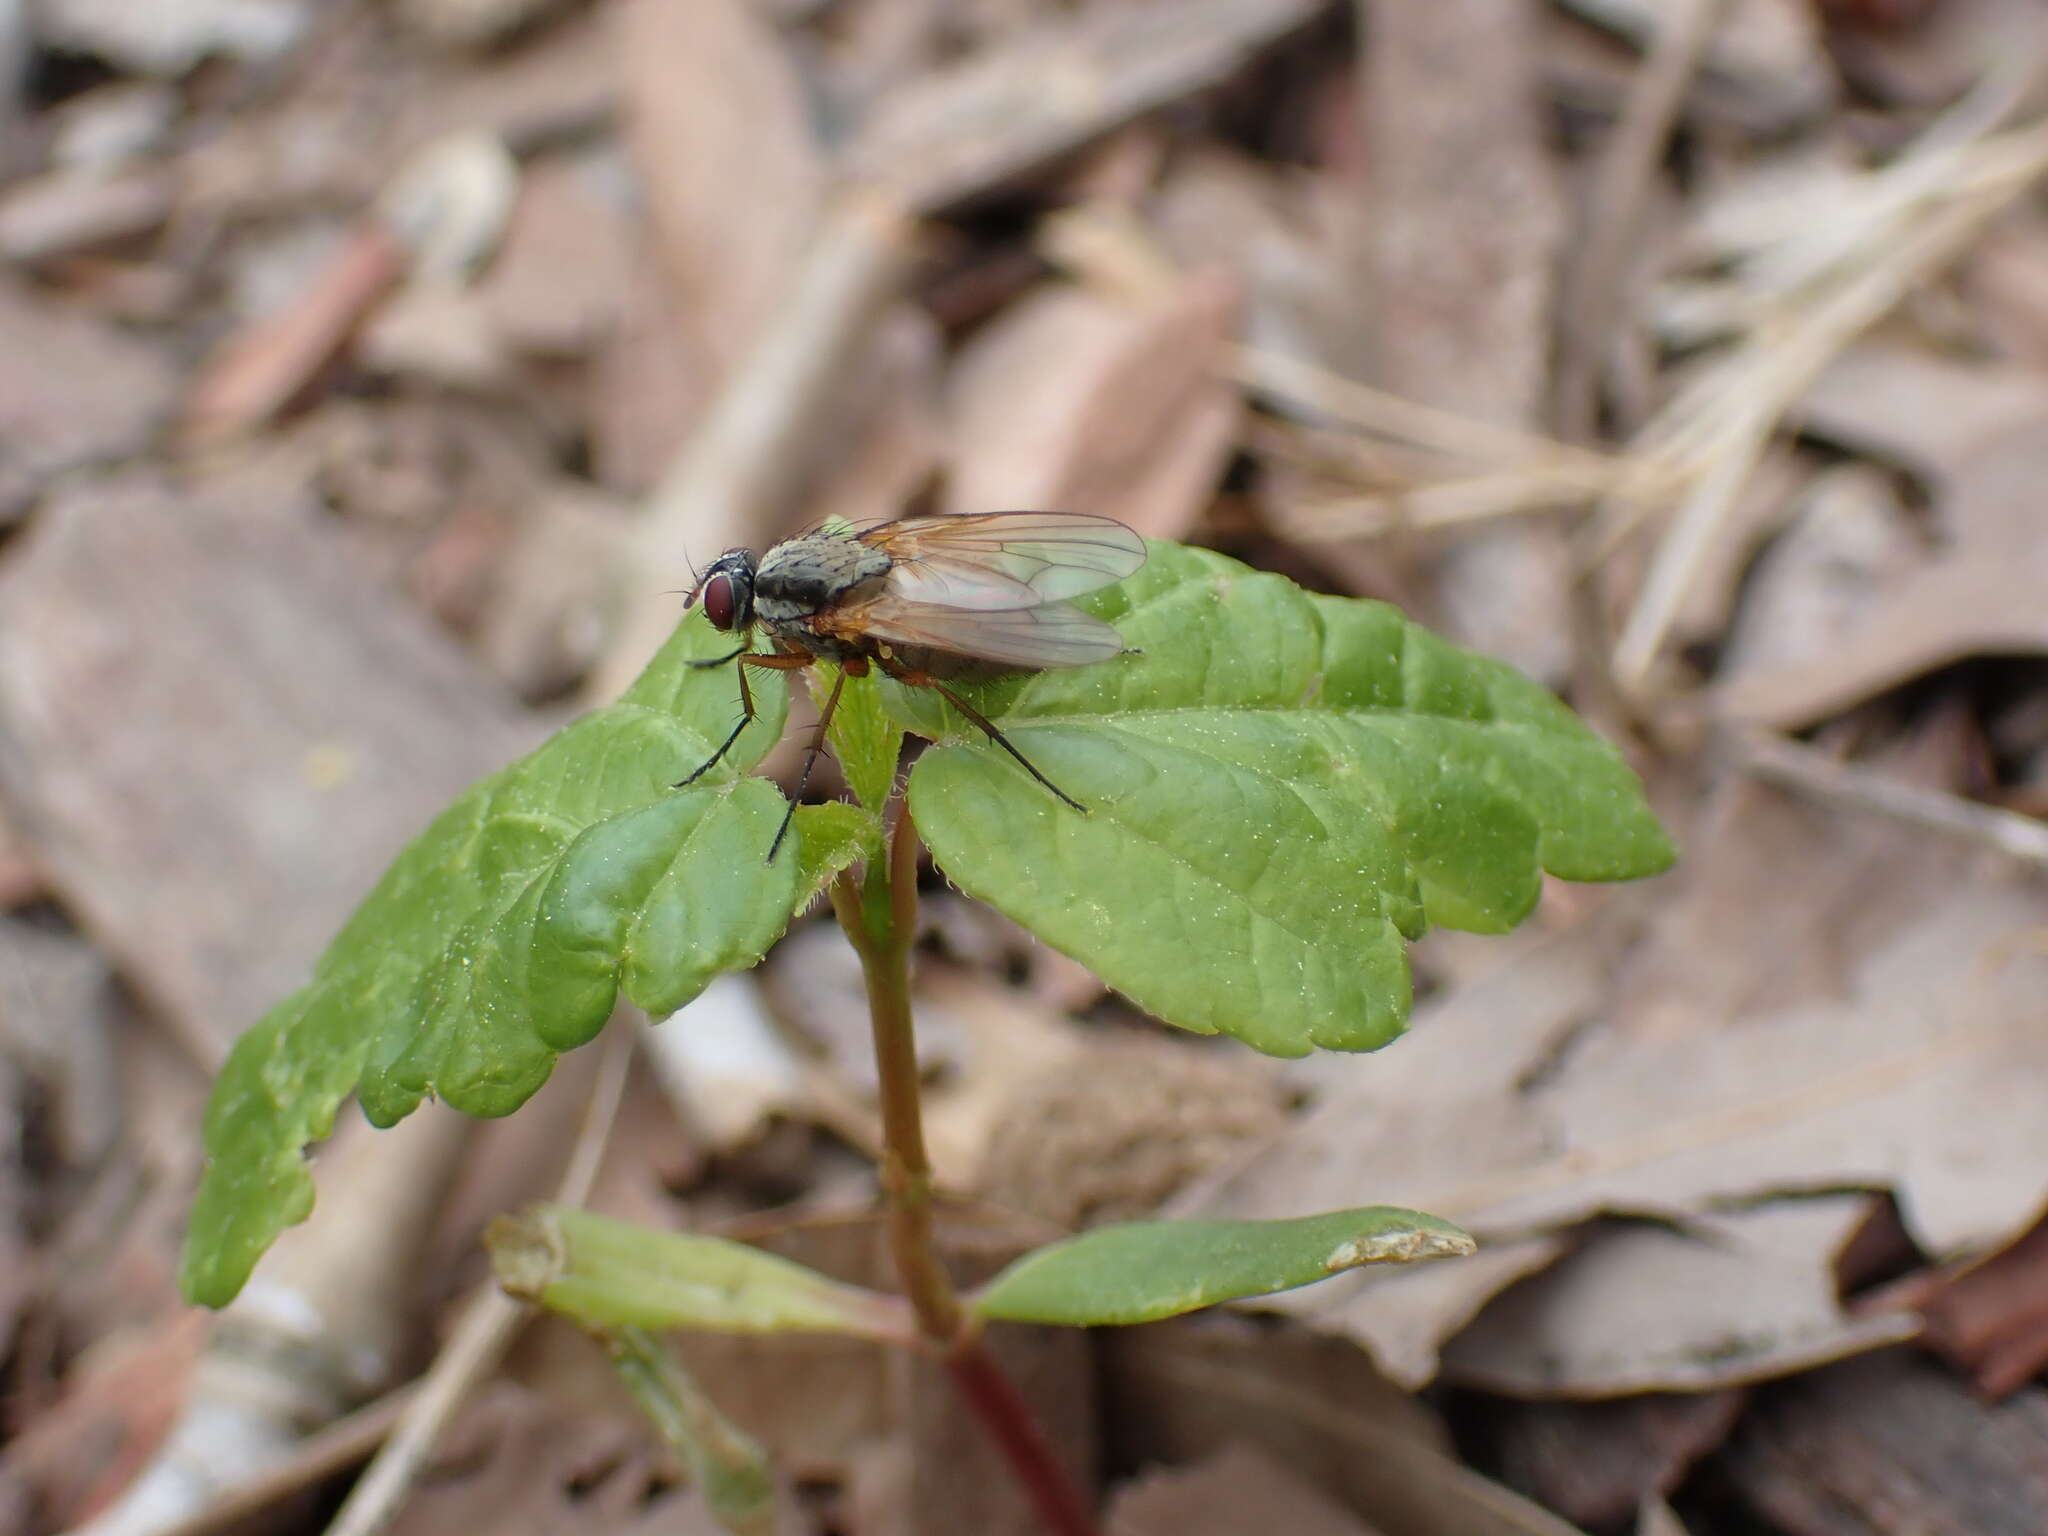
[[829, 803, 959, 1341], [945, 1340, 1102, 1536], [828, 798, 1101, 1536]]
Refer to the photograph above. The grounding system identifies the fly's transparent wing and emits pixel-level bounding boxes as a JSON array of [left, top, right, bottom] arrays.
[[863, 512, 1146, 610], [848, 597, 1127, 669]]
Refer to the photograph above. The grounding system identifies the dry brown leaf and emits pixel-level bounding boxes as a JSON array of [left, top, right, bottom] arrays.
[[942, 272, 1241, 541], [1721, 406, 2048, 727], [1668, 445, 1811, 652], [1713, 461, 1923, 687], [1791, 343, 2048, 482], [615, 0, 823, 379], [1181, 779, 2048, 1391], [1102, 1316, 1588, 1536], [1442, 1198, 1921, 1396], [1108, 1442, 1382, 1536]]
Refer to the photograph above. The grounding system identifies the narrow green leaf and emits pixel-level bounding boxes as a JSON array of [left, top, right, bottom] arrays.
[[490, 1205, 910, 1339], [605, 1327, 779, 1536], [182, 614, 802, 1309], [894, 541, 1674, 1057], [971, 1207, 1476, 1327]]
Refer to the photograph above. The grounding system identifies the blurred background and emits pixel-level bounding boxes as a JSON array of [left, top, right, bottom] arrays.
[[3, 0, 2048, 1532]]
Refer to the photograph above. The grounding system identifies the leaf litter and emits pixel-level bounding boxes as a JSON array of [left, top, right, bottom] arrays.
[[4, 0, 2048, 1532]]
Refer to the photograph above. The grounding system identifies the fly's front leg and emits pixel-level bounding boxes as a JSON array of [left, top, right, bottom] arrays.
[[766, 661, 854, 861], [876, 658, 1086, 814], [674, 650, 808, 789]]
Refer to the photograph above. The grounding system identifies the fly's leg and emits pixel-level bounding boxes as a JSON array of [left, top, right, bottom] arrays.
[[674, 650, 809, 790], [766, 661, 854, 861], [877, 658, 1086, 814]]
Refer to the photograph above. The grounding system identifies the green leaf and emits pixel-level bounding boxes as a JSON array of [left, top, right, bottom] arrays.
[[893, 541, 1674, 1057], [182, 615, 804, 1309], [792, 800, 881, 907], [491, 1205, 911, 1339], [971, 1207, 1475, 1327], [811, 663, 901, 814]]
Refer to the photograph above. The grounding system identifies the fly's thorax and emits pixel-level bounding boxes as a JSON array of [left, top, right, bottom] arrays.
[[753, 535, 891, 624]]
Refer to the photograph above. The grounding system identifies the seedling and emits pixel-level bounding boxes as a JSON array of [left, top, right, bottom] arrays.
[[181, 535, 1673, 1535]]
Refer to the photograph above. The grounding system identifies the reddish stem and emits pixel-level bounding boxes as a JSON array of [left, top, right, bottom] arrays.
[[829, 798, 1102, 1536], [946, 1337, 1099, 1536]]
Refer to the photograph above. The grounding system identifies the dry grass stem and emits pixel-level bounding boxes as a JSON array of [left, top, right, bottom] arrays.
[[1736, 730, 2048, 871], [1607, 119, 2048, 693]]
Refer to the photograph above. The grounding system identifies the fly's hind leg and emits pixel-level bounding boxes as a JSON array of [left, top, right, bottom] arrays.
[[875, 657, 1086, 814], [674, 650, 809, 789]]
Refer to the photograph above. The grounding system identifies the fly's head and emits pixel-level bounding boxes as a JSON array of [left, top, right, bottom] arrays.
[[691, 548, 759, 633]]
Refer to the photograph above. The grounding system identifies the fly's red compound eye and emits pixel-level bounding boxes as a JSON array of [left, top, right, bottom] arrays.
[[702, 572, 738, 630]]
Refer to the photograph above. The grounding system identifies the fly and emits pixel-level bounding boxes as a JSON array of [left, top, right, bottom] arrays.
[[676, 510, 1148, 858]]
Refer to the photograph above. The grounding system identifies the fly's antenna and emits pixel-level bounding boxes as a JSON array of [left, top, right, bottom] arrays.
[[662, 553, 704, 606]]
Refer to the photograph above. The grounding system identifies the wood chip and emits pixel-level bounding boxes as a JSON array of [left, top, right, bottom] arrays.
[[1487, 1389, 1743, 1530], [847, 0, 1326, 214], [0, 275, 175, 518], [616, 0, 823, 377], [942, 272, 1242, 541], [1718, 1349, 2048, 1536]]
